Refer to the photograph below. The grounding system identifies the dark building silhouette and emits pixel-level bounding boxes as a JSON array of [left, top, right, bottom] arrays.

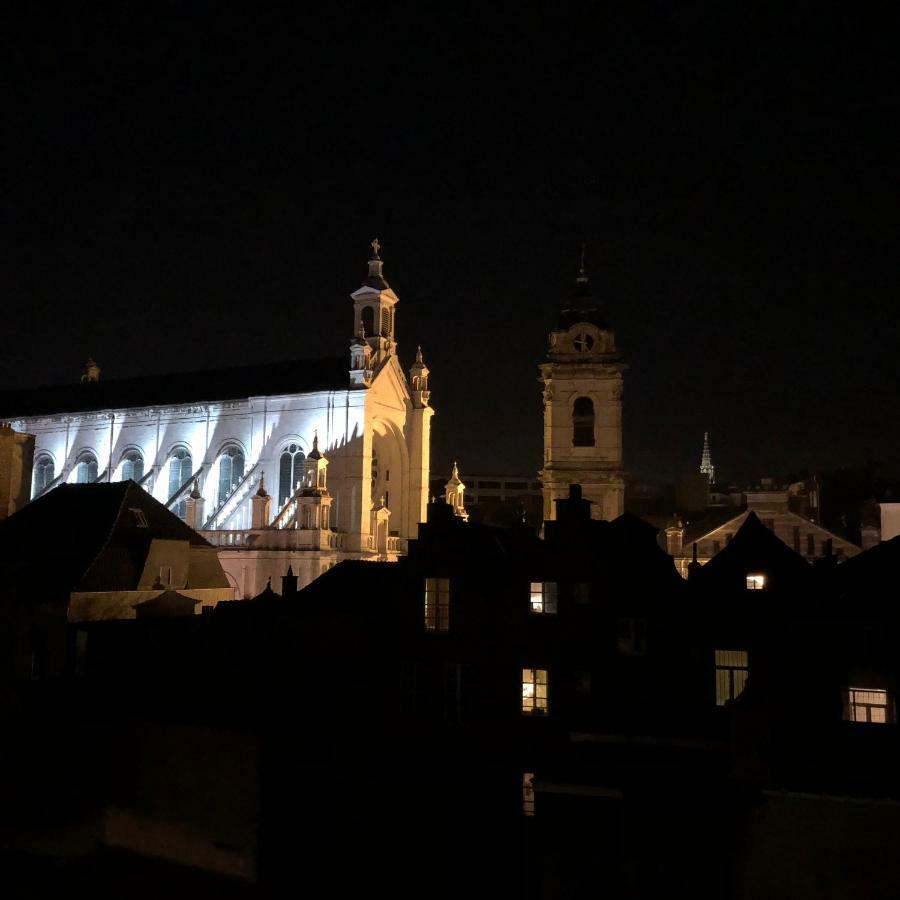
[[3, 488, 900, 897]]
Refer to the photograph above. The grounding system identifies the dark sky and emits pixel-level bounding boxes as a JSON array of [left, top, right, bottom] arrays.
[[5, 5, 899, 485]]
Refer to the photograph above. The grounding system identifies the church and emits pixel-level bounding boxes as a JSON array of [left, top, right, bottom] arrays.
[[0, 241, 433, 597], [539, 253, 626, 522]]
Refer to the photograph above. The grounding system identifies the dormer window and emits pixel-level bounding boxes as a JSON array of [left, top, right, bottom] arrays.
[[746, 574, 766, 591], [530, 582, 558, 614]]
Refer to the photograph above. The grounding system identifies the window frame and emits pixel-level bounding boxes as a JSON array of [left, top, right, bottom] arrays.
[[522, 667, 549, 716], [844, 687, 892, 724], [424, 576, 450, 632], [714, 649, 749, 706], [529, 581, 558, 614]]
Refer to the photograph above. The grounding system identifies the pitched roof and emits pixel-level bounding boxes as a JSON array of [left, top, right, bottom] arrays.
[[0, 356, 349, 419], [0, 481, 214, 597], [692, 511, 813, 590], [833, 535, 900, 594]]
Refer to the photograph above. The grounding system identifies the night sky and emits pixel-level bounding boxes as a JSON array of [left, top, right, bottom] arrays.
[[6, 5, 899, 485]]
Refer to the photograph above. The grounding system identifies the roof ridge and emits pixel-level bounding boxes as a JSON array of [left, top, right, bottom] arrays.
[[74, 482, 134, 590]]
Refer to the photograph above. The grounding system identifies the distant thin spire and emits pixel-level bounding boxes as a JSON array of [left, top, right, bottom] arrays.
[[577, 242, 587, 281], [700, 431, 715, 484]]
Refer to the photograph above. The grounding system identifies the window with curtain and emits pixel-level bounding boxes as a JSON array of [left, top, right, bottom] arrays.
[[572, 397, 595, 447], [217, 446, 245, 506], [279, 443, 305, 506], [120, 451, 144, 483]]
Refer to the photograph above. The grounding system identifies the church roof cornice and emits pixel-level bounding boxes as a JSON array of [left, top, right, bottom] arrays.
[[0, 356, 350, 419]]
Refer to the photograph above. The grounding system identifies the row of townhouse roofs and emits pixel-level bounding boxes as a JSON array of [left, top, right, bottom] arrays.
[[3, 476, 900, 896]]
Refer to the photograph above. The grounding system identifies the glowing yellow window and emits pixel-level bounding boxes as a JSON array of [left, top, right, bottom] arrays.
[[715, 650, 748, 705], [522, 668, 549, 715], [424, 577, 449, 632], [845, 688, 890, 724], [522, 772, 535, 817], [746, 574, 766, 590], [530, 582, 558, 614]]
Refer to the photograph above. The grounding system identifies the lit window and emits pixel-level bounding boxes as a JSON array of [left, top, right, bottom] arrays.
[[424, 577, 450, 632], [530, 582, 558, 614], [715, 650, 748, 705], [522, 668, 549, 715], [617, 618, 647, 655], [746, 574, 766, 591], [522, 772, 535, 817], [845, 688, 891, 724]]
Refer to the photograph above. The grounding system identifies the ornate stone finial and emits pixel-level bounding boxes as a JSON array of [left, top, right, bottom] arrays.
[[416, 345, 424, 364], [190, 477, 202, 500], [451, 461, 460, 481], [370, 237, 381, 259], [256, 472, 268, 497], [312, 431, 319, 453]]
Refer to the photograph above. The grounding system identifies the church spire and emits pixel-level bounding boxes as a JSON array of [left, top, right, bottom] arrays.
[[700, 431, 715, 484], [364, 237, 390, 290]]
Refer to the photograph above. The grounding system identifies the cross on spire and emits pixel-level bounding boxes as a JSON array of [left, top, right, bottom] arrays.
[[370, 237, 381, 259]]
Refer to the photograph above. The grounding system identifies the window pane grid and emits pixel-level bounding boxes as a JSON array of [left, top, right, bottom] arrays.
[[424, 577, 450, 632], [530, 582, 558, 614], [715, 650, 748, 705], [846, 688, 890, 724], [522, 668, 549, 715]]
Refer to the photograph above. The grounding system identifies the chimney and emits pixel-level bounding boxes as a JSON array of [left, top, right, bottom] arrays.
[[281, 565, 298, 600]]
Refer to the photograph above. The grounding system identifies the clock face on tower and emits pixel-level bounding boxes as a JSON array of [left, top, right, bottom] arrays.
[[571, 329, 595, 353]]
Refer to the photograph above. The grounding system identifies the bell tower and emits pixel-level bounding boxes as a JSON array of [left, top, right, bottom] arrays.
[[350, 238, 399, 371], [539, 249, 626, 521]]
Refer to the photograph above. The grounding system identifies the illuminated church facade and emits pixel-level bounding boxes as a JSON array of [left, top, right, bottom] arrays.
[[1, 242, 433, 597]]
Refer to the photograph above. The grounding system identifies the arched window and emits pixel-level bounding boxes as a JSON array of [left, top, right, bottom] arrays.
[[361, 306, 375, 337], [279, 443, 306, 506], [120, 451, 144, 483], [167, 449, 193, 518], [217, 446, 245, 506], [76, 453, 98, 484], [572, 397, 595, 447], [33, 454, 55, 497]]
